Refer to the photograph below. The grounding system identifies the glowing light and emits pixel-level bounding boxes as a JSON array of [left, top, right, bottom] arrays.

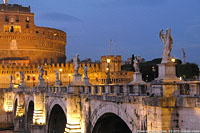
[[14, 84, 19, 88], [59, 68, 63, 72], [106, 58, 111, 63], [47, 76, 49, 80], [68, 73, 71, 77], [180, 77, 182, 80], [171, 57, 176, 63]]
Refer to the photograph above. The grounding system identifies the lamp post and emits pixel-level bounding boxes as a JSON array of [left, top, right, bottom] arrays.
[[32, 74, 35, 87], [59, 68, 63, 85], [152, 66, 156, 80], [68, 73, 71, 85], [106, 58, 111, 84]]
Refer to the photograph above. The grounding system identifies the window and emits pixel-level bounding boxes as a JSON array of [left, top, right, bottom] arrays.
[[16, 16, 19, 22], [5, 16, 9, 22], [9, 26, 14, 32], [4, 25, 21, 32], [27, 75, 30, 80], [26, 24, 29, 28], [26, 17, 30, 22]]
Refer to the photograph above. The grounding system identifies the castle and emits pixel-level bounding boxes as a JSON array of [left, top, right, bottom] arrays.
[[0, 3, 133, 88]]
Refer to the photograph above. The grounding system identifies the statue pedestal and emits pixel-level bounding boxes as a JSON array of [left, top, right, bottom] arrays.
[[73, 74, 82, 85], [130, 72, 144, 84], [55, 80, 61, 86], [83, 77, 90, 85], [156, 62, 178, 81], [38, 78, 45, 87]]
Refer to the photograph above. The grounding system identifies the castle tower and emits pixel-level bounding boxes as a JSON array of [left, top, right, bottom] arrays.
[[0, 3, 66, 65]]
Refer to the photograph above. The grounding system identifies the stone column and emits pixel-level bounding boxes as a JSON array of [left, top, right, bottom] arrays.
[[65, 95, 81, 133], [31, 86, 46, 133]]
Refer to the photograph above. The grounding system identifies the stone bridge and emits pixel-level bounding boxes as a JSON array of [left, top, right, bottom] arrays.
[[2, 76, 200, 133]]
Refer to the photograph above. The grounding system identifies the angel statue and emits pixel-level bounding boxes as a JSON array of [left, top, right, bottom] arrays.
[[38, 65, 44, 79], [4, 0, 8, 4], [133, 56, 140, 72], [159, 28, 173, 63], [20, 71, 25, 81], [55, 69, 59, 81], [84, 65, 88, 78], [73, 54, 80, 75]]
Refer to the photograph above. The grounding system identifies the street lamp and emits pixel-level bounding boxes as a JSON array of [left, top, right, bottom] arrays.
[[68, 73, 71, 85], [152, 66, 156, 79], [171, 57, 176, 63], [59, 68, 63, 85], [32, 74, 35, 87], [106, 58, 111, 84]]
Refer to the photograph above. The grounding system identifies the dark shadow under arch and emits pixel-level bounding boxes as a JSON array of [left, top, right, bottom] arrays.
[[13, 99, 17, 117], [48, 104, 66, 133], [27, 101, 34, 132], [92, 113, 131, 133]]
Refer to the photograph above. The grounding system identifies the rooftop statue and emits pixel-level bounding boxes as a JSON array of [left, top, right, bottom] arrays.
[[55, 69, 59, 81], [133, 56, 140, 73], [159, 28, 173, 63], [20, 71, 24, 81], [84, 65, 88, 78], [73, 54, 80, 75], [38, 65, 44, 79], [4, 0, 8, 4]]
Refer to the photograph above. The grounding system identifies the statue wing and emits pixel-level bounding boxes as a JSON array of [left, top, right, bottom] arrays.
[[169, 34, 173, 51], [159, 29, 164, 40]]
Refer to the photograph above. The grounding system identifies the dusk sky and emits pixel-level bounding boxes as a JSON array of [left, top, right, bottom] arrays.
[[9, 0, 200, 65]]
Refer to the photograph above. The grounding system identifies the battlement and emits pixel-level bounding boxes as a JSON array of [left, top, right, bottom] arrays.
[[0, 4, 30, 13]]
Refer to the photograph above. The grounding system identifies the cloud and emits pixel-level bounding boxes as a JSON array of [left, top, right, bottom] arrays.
[[40, 12, 82, 23]]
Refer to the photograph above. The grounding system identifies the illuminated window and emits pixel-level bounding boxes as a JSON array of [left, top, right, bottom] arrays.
[[26, 17, 30, 22], [4, 26, 9, 32], [4, 25, 21, 32], [14, 26, 21, 32], [27, 75, 30, 80]]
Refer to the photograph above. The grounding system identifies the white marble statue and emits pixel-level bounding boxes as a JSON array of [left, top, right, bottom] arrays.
[[159, 28, 173, 63], [73, 54, 80, 75], [84, 65, 88, 78], [133, 56, 140, 72], [55, 69, 59, 81], [4, 0, 8, 4], [20, 71, 24, 81], [38, 65, 44, 79]]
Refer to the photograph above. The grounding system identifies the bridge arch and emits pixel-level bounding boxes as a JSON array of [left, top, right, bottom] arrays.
[[46, 98, 67, 133], [92, 113, 131, 133], [47, 104, 67, 133], [26, 101, 34, 132], [90, 103, 138, 132]]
